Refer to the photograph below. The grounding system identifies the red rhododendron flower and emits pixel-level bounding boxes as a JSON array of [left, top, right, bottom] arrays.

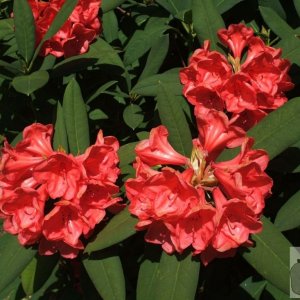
[[25, 0, 102, 57], [180, 23, 294, 130], [0, 123, 121, 258], [125, 122, 272, 264]]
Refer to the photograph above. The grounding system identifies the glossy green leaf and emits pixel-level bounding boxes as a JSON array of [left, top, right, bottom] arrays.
[[156, 0, 192, 16], [259, 6, 293, 39], [0, 234, 36, 291], [89, 109, 108, 120], [139, 35, 169, 80], [265, 282, 290, 300], [123, 104, 144, 130], [242, 217, 291, 294], [124, 18, 169, 66], [258, 0, 286, 19], [277, 36, 300, 66], [0, 277, 21, 300], [84, 253, 125, 300], [53, 101, 69, 152], [63, 78, 90, 155], [21, 255, 58, 297], [156, 83, 192, 156], [87, 80, 118, 104], [214, 0, 245, 14], [118, 141, 139, 167], [0, 18, 15, 40], [234, 277, 267, 300], [12, 70, 49, 96], [192, 0, 225, 50], [137, 251, 200, 300], [102, 10, 119, 43], [102, 0, 127, 13], [31, 0, 78, 66], [84, 208, 137, 254], [13, 0, 35, 65], [275, 190, 300, 231], [132, 68, 182, 97], [249, 97, 300, 160], [219, 97, 300, 162]]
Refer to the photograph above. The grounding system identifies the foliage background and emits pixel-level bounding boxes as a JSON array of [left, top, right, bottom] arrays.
[[1, 0, 300, 299]]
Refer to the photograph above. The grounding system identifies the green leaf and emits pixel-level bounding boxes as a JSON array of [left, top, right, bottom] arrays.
[[13, 0, 35, 65], [102, 0, 127, 13], [124, 17, 169, 66], [294, 0, 300, 18], [89, 109, 109, 120], [118, 141, 139, 167], [274, 190, 300, 231], [0, 277, 21, 300], [53, 101, 69, 152], [31, 0, 79, 66], [132, 68, 182, 97], [0, 18, 15, 40], [137, 251, 200, 300], [234, 277, 267, 300], [277, 36, 300, 66], [192, 0, 225, 51], [123, 104, 144, 130], [156, 83, 192, 156], [21, 254, 58, 297], [156, 0, 192, 16], [139, 35, 169, 80], [12, 70, 49, 96], [87, 80, 118, 104], [259, 6, 293, 39], [249, 97, 300, 160], [265, 282, 290, 300], [214, 0, 245, 14], [102, 10, 119, 43], [0, 234, 36, 291], [258, 0, 286, 19], [85, 208, 137, 254], [241, 217, 291, 294], [63, 78, 90, 155], [84, 253, 125, 300]]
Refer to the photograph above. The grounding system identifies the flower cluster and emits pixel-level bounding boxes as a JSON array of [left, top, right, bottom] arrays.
[[180, 24, 294, 130], [28, 0, 102, 57], [0, 123, 121, 258], [124, 24, 288, 264], [125, 106, 273, 264]]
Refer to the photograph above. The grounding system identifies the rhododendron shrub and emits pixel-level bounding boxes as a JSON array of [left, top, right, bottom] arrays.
[[28, 0, 102, 57], [0, 123, 121, 258], [126, 108, 273, 264], [180, 24, 294, 130], [1, 0, 299, 298]]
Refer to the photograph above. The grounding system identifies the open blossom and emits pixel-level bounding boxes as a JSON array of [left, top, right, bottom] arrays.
[[26, 0, 102, 57], [180, 23, 294, 130], [125, 119, 272, 264], [0, 123, 121, 258]]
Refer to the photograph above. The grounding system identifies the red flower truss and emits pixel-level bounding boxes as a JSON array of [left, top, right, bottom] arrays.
[[27, 0, 102, 57], [125, 108, 272, 264], [0, 123, 121, 258], [180, 23, 294, 130]]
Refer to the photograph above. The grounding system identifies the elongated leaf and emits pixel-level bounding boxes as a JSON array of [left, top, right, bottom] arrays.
[[274, 190, 300, 231], [0, 277, 21, 300], [118, 141, 139, 168], [265, 282, 290, 300], [21, 255, 58, 297], [132, 68, 182, 97], [12, 70, 49, 96], [13, 0, 35, 65], [0, 234, 36, 291], [277, 36, 300, 66], [242, 217, 291, 294], [87, 81, 118, 104], [0, 18, 15, 40], [215, 0, 245, 14], [102, 10, 119, 43], [139, 35, 169, 80], [102, 0, 127, 13], [84, 253, 125, 300], [84, 208, 137, 254], [219, 97, 300, 162], [192, 0, 225, 50], [53, 101, 69, 152], [258, 0, 286, 19], [156, 0, 192, 16], [31, 0, 78, 65], [294, 0, 300, 18], [237, 277, 267, 300], [138, 251, 200, 300], [259, 6, 293, 39], [156, 83, 192, 156], [63, 78, 90, 155], [249, 97, 300, 160]]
